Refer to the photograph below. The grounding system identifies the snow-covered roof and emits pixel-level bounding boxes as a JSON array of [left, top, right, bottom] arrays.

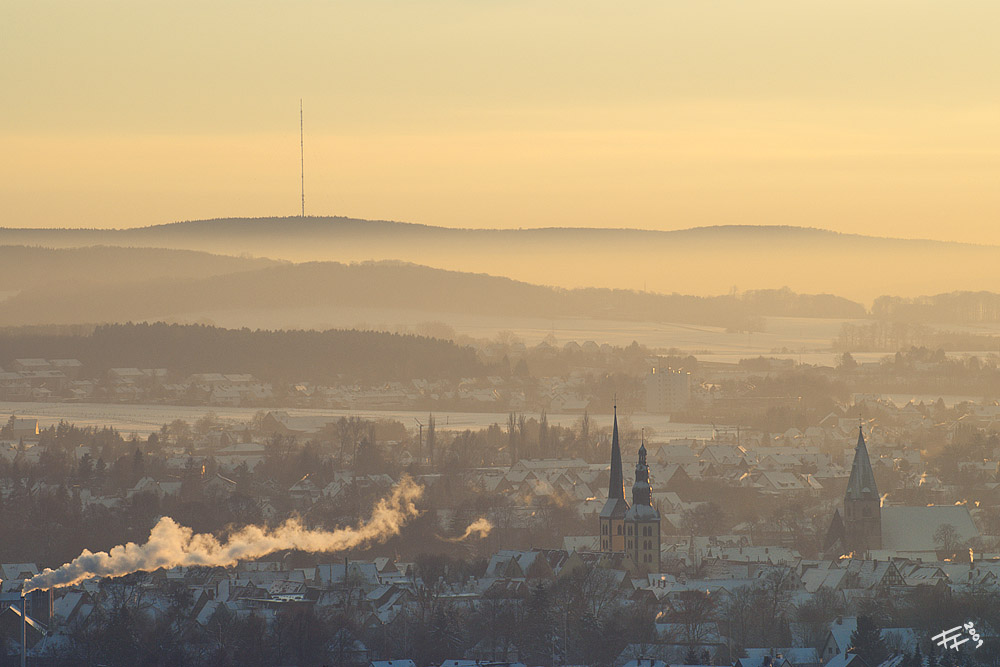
[[880, 505, 979, 553]]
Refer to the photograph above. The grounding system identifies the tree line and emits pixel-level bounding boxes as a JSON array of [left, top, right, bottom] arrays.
[[0, 322, 486, 384]]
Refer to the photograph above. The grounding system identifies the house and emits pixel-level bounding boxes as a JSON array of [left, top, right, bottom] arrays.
[[215, 441, 267, 472], [289, 474, 321, 504], [51, 590, 94, 626], [823, 655, 868, 667], [878, 505, 980, 557], [202, 473, 237, 499], [750, 471, 809, 494], [819, 617, 916, 663], [651, 443, 700, 465], [129, 477, 182, 499], [0, 604, 46, 650], [10, 359, 50, 373], [701, 444, 748, 468], [1, 563, 40, 591], [484, 550, 555, 580], [9, 418, 39, 440], [740, 648, 820, 667]]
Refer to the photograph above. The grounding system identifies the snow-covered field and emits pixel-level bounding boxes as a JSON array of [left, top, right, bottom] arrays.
[[175, 307, 858, 364], [0, 401, 720, 441]]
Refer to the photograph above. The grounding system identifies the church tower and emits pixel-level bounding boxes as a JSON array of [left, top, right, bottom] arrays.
[[625, 435, 661, 573], [843, 427, 882, 553], [600, 406, 629, 552]]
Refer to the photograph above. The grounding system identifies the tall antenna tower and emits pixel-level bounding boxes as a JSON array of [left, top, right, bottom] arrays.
[[300, 99, 305, 217]]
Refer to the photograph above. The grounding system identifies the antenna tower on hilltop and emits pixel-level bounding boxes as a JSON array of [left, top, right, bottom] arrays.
[[300, 99, 305, 217]]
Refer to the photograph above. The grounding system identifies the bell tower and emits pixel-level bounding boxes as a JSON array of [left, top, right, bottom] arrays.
[[843, 427, 882, 553], [625, 434, 660, 573]]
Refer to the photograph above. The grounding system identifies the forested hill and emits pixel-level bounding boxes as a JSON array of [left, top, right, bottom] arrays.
[[0, 245, 279, 291], [0, 323, 485, 383], [0, 259, 864, 327], [3, 218, 1000, 300]]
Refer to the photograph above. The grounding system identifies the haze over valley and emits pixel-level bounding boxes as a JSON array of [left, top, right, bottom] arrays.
[[8, 2, 1000, 665], [5, 218, 1000, 302]]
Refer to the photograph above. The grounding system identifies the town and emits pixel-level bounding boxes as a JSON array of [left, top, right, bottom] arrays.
[[7, 0, 1000, 664], [0, 342, 998, 666]]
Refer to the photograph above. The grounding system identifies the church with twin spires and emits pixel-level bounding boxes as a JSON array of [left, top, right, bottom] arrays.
[[599, 407, 661, 573]]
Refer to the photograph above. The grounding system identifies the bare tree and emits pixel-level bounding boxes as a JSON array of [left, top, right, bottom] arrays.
[[675, 589, 717, 645], [934, 523, 961, 553]]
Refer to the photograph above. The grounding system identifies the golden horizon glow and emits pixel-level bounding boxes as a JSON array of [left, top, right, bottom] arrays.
[[4, 1, 1000, 243]]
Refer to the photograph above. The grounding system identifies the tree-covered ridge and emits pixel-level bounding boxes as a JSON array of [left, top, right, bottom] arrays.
[[0, 245, 278, 290], [0, 257, 865, 327], [872, 291, 1000, 323], [0, 322, 485, 383]]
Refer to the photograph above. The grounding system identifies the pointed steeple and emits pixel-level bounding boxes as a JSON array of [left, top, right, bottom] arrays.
[[608, 404, 625, 501], [632, 432, 652, 507], [600, 404, 630, 524], [845, 427, 879, 501]]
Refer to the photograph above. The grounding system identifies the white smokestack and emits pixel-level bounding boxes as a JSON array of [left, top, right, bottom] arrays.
[[24, 476, 423, 593]]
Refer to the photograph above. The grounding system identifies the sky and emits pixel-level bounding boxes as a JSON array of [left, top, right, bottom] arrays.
[[4, 1, 1000, 243]]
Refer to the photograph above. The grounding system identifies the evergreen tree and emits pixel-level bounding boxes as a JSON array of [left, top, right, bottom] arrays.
[[522, 582, 553, 665], [850, 615, 888, 667]]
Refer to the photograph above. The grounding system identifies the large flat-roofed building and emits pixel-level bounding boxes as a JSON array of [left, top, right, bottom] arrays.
[[645, 366, 691, 414]]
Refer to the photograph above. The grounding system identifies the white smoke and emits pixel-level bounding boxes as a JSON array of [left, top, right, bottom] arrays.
[[442, 517, 493, 542], [23, 476, 423, 593]]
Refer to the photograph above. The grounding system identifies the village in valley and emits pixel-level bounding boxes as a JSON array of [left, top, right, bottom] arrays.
[[8, 2, 1000, 664], [1, 339, 999, 667]]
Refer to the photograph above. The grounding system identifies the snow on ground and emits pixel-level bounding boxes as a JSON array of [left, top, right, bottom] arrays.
[[0, 401, 720, 440]]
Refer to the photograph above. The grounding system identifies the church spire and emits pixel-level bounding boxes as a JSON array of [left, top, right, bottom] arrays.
[[599, 403, 630, 549], [845, 426, 879, 501], [608, 403, 625, 501], [632, 432, 652, 507]]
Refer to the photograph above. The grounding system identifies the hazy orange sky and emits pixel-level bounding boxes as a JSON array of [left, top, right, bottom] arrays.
[[4, 1, 1000, 242]]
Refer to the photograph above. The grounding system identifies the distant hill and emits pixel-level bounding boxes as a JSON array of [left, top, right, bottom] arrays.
[[0, 256, 864, 327], [0, 245, 280, 291], [1, 218, 995, 301]]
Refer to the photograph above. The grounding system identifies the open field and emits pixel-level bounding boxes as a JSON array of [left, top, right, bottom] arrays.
[[176, 307, 858, 363], [0, 400, 721, 440]]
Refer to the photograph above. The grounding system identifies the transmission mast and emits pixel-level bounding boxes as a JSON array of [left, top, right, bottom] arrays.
[[300, 99, 305, 217]]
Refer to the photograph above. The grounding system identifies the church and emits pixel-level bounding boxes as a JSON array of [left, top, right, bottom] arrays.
[[825, 427, 980, 559], [599, 407, 661, 573]]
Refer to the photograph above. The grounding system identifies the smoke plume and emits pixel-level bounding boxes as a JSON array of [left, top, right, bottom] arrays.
[[442, 517, 493, 542], [23, 477, 422, 593]]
